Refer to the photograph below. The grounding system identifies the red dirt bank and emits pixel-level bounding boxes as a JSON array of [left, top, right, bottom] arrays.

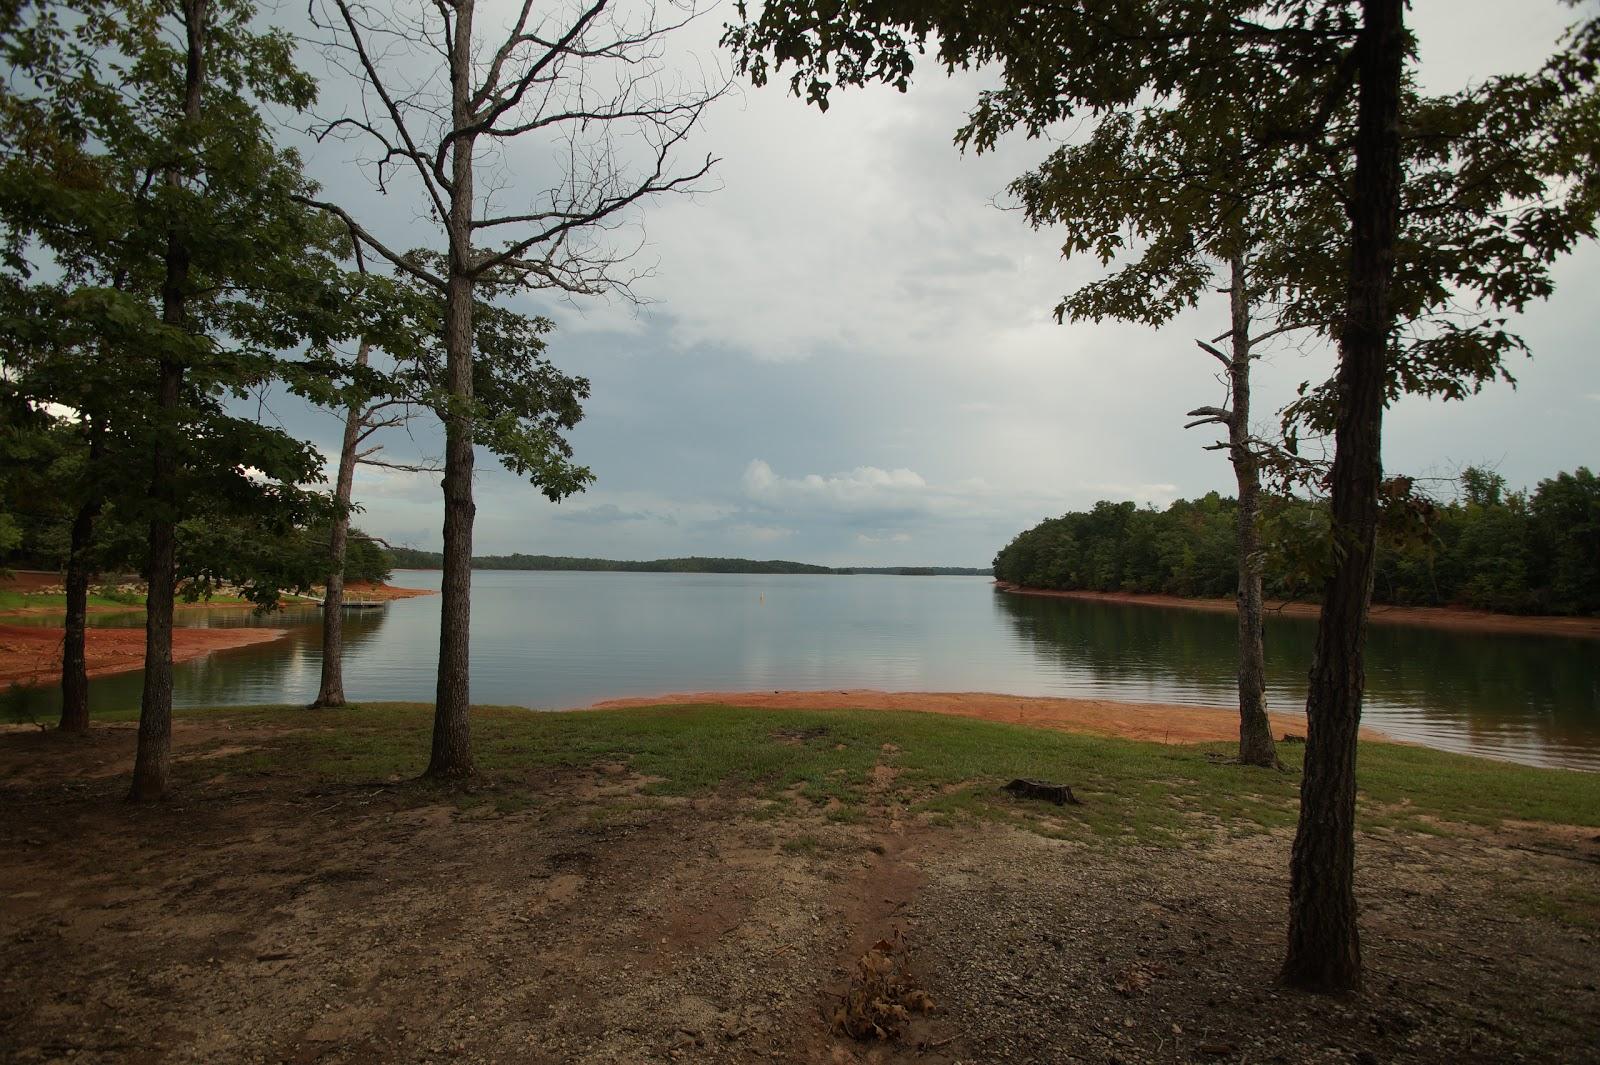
[[0, 623, 285, 689]]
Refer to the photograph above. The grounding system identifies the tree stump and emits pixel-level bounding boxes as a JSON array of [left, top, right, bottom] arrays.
[[1003, 778, 1081, 806]]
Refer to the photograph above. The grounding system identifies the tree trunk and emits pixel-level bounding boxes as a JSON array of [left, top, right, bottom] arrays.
[[130, 0, 206, 803], [1226, 255, 1277, 768], [426, 0, 477, 779], [130, 361, 181, 802], [58, 418, 105, 733], [312, 341, 370, 708], [1282, 0, 1405, 994]]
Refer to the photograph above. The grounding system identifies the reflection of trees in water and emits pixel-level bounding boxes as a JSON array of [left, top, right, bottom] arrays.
[[2, 607, 392, 720], [169, 607, 390, 706], [993, 591, 1307, 700], [994, 591, 1598, 759], [1360, 624, 1598, 746]]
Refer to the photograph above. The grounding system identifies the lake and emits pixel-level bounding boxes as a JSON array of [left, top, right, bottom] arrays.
[[4, 569, 1597, 770]]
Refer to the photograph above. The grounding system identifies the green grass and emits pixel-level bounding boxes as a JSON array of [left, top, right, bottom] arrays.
[[0, 587, 246, 612], [1512, 884, 1600, 930], [136, 701, 1600, 845], [0, 589, 133, 611]]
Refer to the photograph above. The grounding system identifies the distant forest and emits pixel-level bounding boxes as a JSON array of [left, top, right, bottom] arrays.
[[385, 548, 991, 578], [993, 468, 1599, 616]]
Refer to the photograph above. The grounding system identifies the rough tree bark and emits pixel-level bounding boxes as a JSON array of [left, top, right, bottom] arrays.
[[130, 0, 207, 803], [1223, 255, 1277, 769], [1282, 0, 1406, 993], [427, 1, 478, 779], [311, 341, 370, 709], [58, 418, 104, 733]]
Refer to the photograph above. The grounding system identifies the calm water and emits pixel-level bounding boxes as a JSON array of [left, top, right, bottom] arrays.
[[5, 570, 1597, 770]]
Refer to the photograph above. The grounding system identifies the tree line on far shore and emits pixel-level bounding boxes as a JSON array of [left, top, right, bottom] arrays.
[[383, 547, 990, 577], [994, 467, 1600, 616]]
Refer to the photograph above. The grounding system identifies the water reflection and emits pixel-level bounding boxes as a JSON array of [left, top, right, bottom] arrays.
[[2, 603, 391, 718], [3, 574, 1596, 770], [993, 592, 1599, 770]]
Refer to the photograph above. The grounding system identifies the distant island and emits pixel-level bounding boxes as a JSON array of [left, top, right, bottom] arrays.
[[384, 548, 991, 577]]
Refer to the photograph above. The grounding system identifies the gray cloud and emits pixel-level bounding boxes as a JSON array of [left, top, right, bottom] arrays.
[[254, 0, 1597, 568]]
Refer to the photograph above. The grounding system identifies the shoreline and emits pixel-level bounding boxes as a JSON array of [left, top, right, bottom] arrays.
[[582, 688, 1391, 745], [0, 624, 287, 690], [994, 581, 1600, 640], [0, 572, 435, 619]]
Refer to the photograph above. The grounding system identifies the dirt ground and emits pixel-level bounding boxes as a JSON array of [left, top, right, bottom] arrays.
[[587, 690, 1388, 745], [339, 580, 435, 602], [2, 721, 1596, 1065], [0, 625, 286, 689], [994, 582, 1600, 640]]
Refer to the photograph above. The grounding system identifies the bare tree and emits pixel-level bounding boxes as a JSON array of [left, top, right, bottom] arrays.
[[305, 0, 722, 777], [1183, 254, 1281, 769]]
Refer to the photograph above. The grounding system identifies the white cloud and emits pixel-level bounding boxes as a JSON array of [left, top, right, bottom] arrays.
[[742, 459, 928, 511]]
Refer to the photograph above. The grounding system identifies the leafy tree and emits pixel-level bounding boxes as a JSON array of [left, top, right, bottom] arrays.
[[1530, 467, 1600, 614], [729, 0, 1598, 990], [997, 468, 1600, 618], [0, 0, 361, 795]]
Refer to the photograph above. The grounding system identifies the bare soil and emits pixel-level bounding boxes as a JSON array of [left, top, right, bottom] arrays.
[[587, 690, 1388, 745], [995, 582, 1600, 640], [0, 625, 285, 689], [3, 720, 1595, 1065], [339, 580, 434, 602]]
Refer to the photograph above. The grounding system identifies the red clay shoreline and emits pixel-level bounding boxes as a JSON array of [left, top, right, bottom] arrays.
[[0, 624, 287, 689], [994, 581, 1600, 639], [583, 688, 1391, 745], [0, 574, 432, 688]]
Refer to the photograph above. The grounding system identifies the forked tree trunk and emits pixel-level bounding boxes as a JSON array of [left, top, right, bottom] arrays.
[[1282, 0, 1405, 993], [1225, 255, 1277, 768], [426, 0, 477, 779], [130, 0, 206, 802], [312, 341, 370, 708], [59, 419, 105, 733]]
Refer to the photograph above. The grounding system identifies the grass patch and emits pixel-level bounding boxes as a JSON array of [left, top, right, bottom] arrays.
[[0, 589, 140, 611], [136, 701, 1600, 844], [1513, 885, 1600, 930], [0, 588, 249, 613]]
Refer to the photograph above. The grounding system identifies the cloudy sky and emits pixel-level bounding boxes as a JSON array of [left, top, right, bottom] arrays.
[[268, 0, 1600, 568]]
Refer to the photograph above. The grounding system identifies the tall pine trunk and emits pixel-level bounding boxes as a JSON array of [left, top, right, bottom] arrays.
[[130, 0, 206, 802], [58, 418, 105, 733], [427, 0, 477, 779], [1282, 0, 1405, 993], [312, 341, 370, 708], [1226, 255, 1277, 768]]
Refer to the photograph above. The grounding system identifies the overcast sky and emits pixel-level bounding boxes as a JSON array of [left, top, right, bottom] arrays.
[[267, 0, 1600, 567]]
